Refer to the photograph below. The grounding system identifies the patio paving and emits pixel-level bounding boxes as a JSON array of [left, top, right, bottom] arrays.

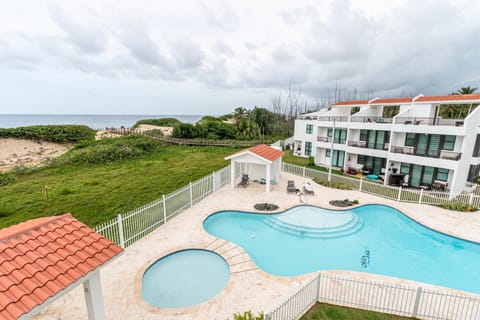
[[32, 172, 480, 319]]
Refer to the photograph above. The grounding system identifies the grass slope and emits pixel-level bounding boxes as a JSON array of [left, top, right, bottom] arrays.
[[301, 303, 415, 320], [0, 144, 238, 228]]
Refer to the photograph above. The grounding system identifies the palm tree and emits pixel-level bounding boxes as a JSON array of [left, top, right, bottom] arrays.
[[441, 86, 479, 119], [455, 87, 478, 95]]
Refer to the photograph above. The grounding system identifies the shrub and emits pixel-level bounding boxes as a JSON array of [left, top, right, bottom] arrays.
[[307, 156, 315, 166], [329, 199, 359, 207], [12, 165, 34, 175], [313, 177, 351, 190], [439, 202, 477, 212], [0, 173, 15, 186], [254, 203, 279, 211], [231, 310, 264, 320], [0, 125, 95, 143], [133, 118, 181, 128]]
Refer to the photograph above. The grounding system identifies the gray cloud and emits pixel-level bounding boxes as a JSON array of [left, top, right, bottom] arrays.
[[197, 0, 241, 32]]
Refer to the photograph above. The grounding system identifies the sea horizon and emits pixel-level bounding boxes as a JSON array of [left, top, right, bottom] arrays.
[[0, 114, 205, 129]]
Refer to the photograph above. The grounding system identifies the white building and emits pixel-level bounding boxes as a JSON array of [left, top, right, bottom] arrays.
[[293, 94, 480, 194]]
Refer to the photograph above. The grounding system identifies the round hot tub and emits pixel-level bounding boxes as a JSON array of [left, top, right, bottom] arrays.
[[142, 249, 229, 308]]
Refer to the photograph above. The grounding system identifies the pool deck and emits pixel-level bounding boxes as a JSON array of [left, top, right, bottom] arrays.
[[33, 172, 480, 319]]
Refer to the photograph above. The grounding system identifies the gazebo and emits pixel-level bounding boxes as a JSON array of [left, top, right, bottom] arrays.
[[0, 214, 123, 320], [225, 144, 284, 192]]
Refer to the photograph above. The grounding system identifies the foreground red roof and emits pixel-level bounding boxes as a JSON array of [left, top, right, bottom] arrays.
[[0, 214, 123, 320], [226, 144, 284, 162], [372, 97, 413, 104], [331, 100, 369, 106], [416, 94, 480, 103]]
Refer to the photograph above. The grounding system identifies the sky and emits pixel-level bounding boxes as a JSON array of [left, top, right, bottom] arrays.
[[0, 0, 479, 115]]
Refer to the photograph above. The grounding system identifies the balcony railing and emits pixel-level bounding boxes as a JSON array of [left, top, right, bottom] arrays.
[[394, 117, 465, 126], [350, 116, 393, 124], [348, 140, 389, 150], [316, 116, 350, 122], [391, 146, 462, 160], [317, 136, 346, 144]]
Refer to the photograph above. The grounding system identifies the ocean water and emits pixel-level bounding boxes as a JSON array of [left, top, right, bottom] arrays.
[[0, 114, 203, 129]]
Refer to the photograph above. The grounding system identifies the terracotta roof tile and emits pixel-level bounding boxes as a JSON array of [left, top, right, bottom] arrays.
[[226, 144, 284, 162], [0, 214, 123, 320], [331, 99, 369, 106], [416, 94, 480, 103], [372, 97, 413, 104]]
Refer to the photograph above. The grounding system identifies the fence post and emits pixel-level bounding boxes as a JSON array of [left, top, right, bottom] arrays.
[[302, 166, 306, 177], [189, 182, 193, 207], [419, 188, 423, 204], [359, 178, 363, 192], [469, 193, 474, 206], [412, 286, 423, 318], [397, 187, 402, 202], [163, 195, 167, 223], [316, 272, 321, 301], [212, 171, 216, 192], [117, 214, 125, 248]]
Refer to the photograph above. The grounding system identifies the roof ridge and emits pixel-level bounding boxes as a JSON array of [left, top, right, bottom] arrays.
[[0, 214, 72, 242]]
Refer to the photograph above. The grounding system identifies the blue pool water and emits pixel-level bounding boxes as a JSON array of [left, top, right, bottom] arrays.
[[203, 205, 480, 294], [142, 249, 229, 308]]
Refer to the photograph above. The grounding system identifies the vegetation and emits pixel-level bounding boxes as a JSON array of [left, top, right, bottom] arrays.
[[0, 125, 95, 143], [329, 199, 359, 207], [132, 117, 182, 128], [301, 303, 415, 320], [439, 86, 478, 119], [0, 139, 239, 228], [253, 203, 279, 211], [230, 310, 264, 320], [313, 177, 351, 190], [438, 202, 477, 212]]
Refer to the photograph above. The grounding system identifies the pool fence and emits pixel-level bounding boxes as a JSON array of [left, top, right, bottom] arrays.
[[265, 272, 480, 320]]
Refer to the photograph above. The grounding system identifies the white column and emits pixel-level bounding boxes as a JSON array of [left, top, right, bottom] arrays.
[[230, 161, 235, 189], [266, 163, 271, 193], [83, 270, 105, 320]]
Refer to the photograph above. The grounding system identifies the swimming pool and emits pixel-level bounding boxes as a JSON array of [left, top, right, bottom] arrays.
[[203, 204, 480, 294], [142, 249, 229, 308]]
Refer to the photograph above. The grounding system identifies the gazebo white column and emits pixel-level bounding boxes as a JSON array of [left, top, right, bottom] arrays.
[[266, 163, 271, 193], [83, 270, 106, 320], [230, 160, 236, 189]]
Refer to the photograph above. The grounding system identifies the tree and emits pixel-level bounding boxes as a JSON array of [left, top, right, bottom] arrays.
[[455, 87, 478, 95], [439, 87, 478, 119]]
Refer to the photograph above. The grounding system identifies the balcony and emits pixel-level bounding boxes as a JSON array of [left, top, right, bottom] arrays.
[[390, 146, 462, 160], [316, 116, 349, 122], [317, 136, 346, 144], [348, 140, 389, 151], [394, 117, 464, 127], [350, 116, 393, 124]]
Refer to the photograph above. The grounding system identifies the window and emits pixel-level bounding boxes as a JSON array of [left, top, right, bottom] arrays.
[[400, 163, 410, 174], [306, 124, 313, 134], [325, 149, 331, 157], [442, 135, 455, 151], [359, 130, 368, 141], [327, 128, 333, 137], [405, 133, 415, 146], [473, 135, 480, 157], [305, 141, 312, 156], [334, 129, 347, 144], [436, 168, 449, 181], [357, 154, 365, 164]]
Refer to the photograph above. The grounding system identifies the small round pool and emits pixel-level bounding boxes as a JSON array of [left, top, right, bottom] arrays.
[[142, 249, 229, 308]]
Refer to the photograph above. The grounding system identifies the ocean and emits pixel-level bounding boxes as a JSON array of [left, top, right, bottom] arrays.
[[0, 114, 203, 129]]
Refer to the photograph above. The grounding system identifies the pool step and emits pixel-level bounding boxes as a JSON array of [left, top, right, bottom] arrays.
[[206, 239, 259, 274], [263, 214, 364, 239]]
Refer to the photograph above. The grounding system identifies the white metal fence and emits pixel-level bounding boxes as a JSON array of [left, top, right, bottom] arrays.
[[95, 165, 232, 248], [266, 272, 480, 320], [282, 163, 480, 208]]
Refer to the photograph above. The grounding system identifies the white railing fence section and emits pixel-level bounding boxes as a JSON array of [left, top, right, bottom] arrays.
[[94, 165, 232, 248], [282, 163, 480, 208], [265, 273, 480, 320]]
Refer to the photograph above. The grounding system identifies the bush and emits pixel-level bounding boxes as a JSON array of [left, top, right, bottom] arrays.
[[231, 310, 264, 320], [254, 203, 279, 211], [0, 172, 15, 186], [313, 177, 351, 190], [133, 118, 182, 128], [329, 199, 359, 207], [58, 135, 162, 165], [0, 125, 95, 143], [439, 202, 477, 212]]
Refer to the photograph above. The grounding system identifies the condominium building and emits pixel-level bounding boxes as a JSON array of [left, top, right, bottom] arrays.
[[293, 94, 480, 194]]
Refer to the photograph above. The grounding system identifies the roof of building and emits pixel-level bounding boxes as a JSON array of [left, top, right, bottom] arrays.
[[330, 94, 480, 107], [0, 214, 123, 320], [225, 144, 284, 162]]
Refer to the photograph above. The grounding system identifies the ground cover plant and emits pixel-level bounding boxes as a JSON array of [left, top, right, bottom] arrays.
[[133, 117, 182, 128], [0, 125, 95, 143], [0, 136, 239, 228], [301, 303, 415, 320], [329, 199, 359, 207]]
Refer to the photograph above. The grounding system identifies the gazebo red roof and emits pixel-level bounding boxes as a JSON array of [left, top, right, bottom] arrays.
[[226, 144, 284, 162], [0, 214, 123, 320]]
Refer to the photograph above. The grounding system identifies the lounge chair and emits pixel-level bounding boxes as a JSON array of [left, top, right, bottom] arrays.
[[287, 180, 296, 194], [238, 174, 249, 188], [303, 182, 314, 195]]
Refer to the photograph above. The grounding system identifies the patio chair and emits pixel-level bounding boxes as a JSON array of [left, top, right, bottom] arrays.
[[401, 174, 409, 188], [303, 182, 314, 195], [238, 174, 249, 188], [287, 180, 296, 194]]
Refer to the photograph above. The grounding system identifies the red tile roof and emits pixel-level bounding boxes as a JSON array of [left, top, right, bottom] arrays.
[[330, 94, 480, 107], [416, 94, 480, 103], [331, 100, 369, 106], [226, 144, 284, 162], [0, 214, 123, 320], [372, 97, 413, 104]]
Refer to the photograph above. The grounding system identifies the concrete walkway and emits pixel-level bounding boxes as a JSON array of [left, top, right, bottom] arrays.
[[33, 173, 480, 320]]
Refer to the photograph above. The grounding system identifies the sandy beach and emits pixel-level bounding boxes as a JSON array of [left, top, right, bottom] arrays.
[[0, 138, 69, 172]]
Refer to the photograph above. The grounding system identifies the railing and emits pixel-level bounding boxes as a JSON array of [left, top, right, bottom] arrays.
[[350, 116, 393, 123], [391, 146, 462, 160], [317, 136, 331, 143], [95, 165, 233, 248], [316, 116, 350, 122], [282, 163, 480, 206], [348, 140, 389, 150], [394, 117, 465, 126], [266, 272, 480, 320]]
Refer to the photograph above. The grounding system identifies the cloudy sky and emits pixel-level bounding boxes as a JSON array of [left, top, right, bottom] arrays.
[[1, 0, 479, 115]]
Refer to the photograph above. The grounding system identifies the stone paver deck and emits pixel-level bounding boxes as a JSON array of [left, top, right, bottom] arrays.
[[33, 172, 480, 319]]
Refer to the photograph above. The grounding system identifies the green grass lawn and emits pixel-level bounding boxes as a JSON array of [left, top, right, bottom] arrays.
[[0, 145, 239, 228], [301, 303, 415, 320]]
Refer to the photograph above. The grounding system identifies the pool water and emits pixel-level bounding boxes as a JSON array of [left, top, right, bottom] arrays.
[[203, 204, 480, 294], [142, 249, 229, 308]]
